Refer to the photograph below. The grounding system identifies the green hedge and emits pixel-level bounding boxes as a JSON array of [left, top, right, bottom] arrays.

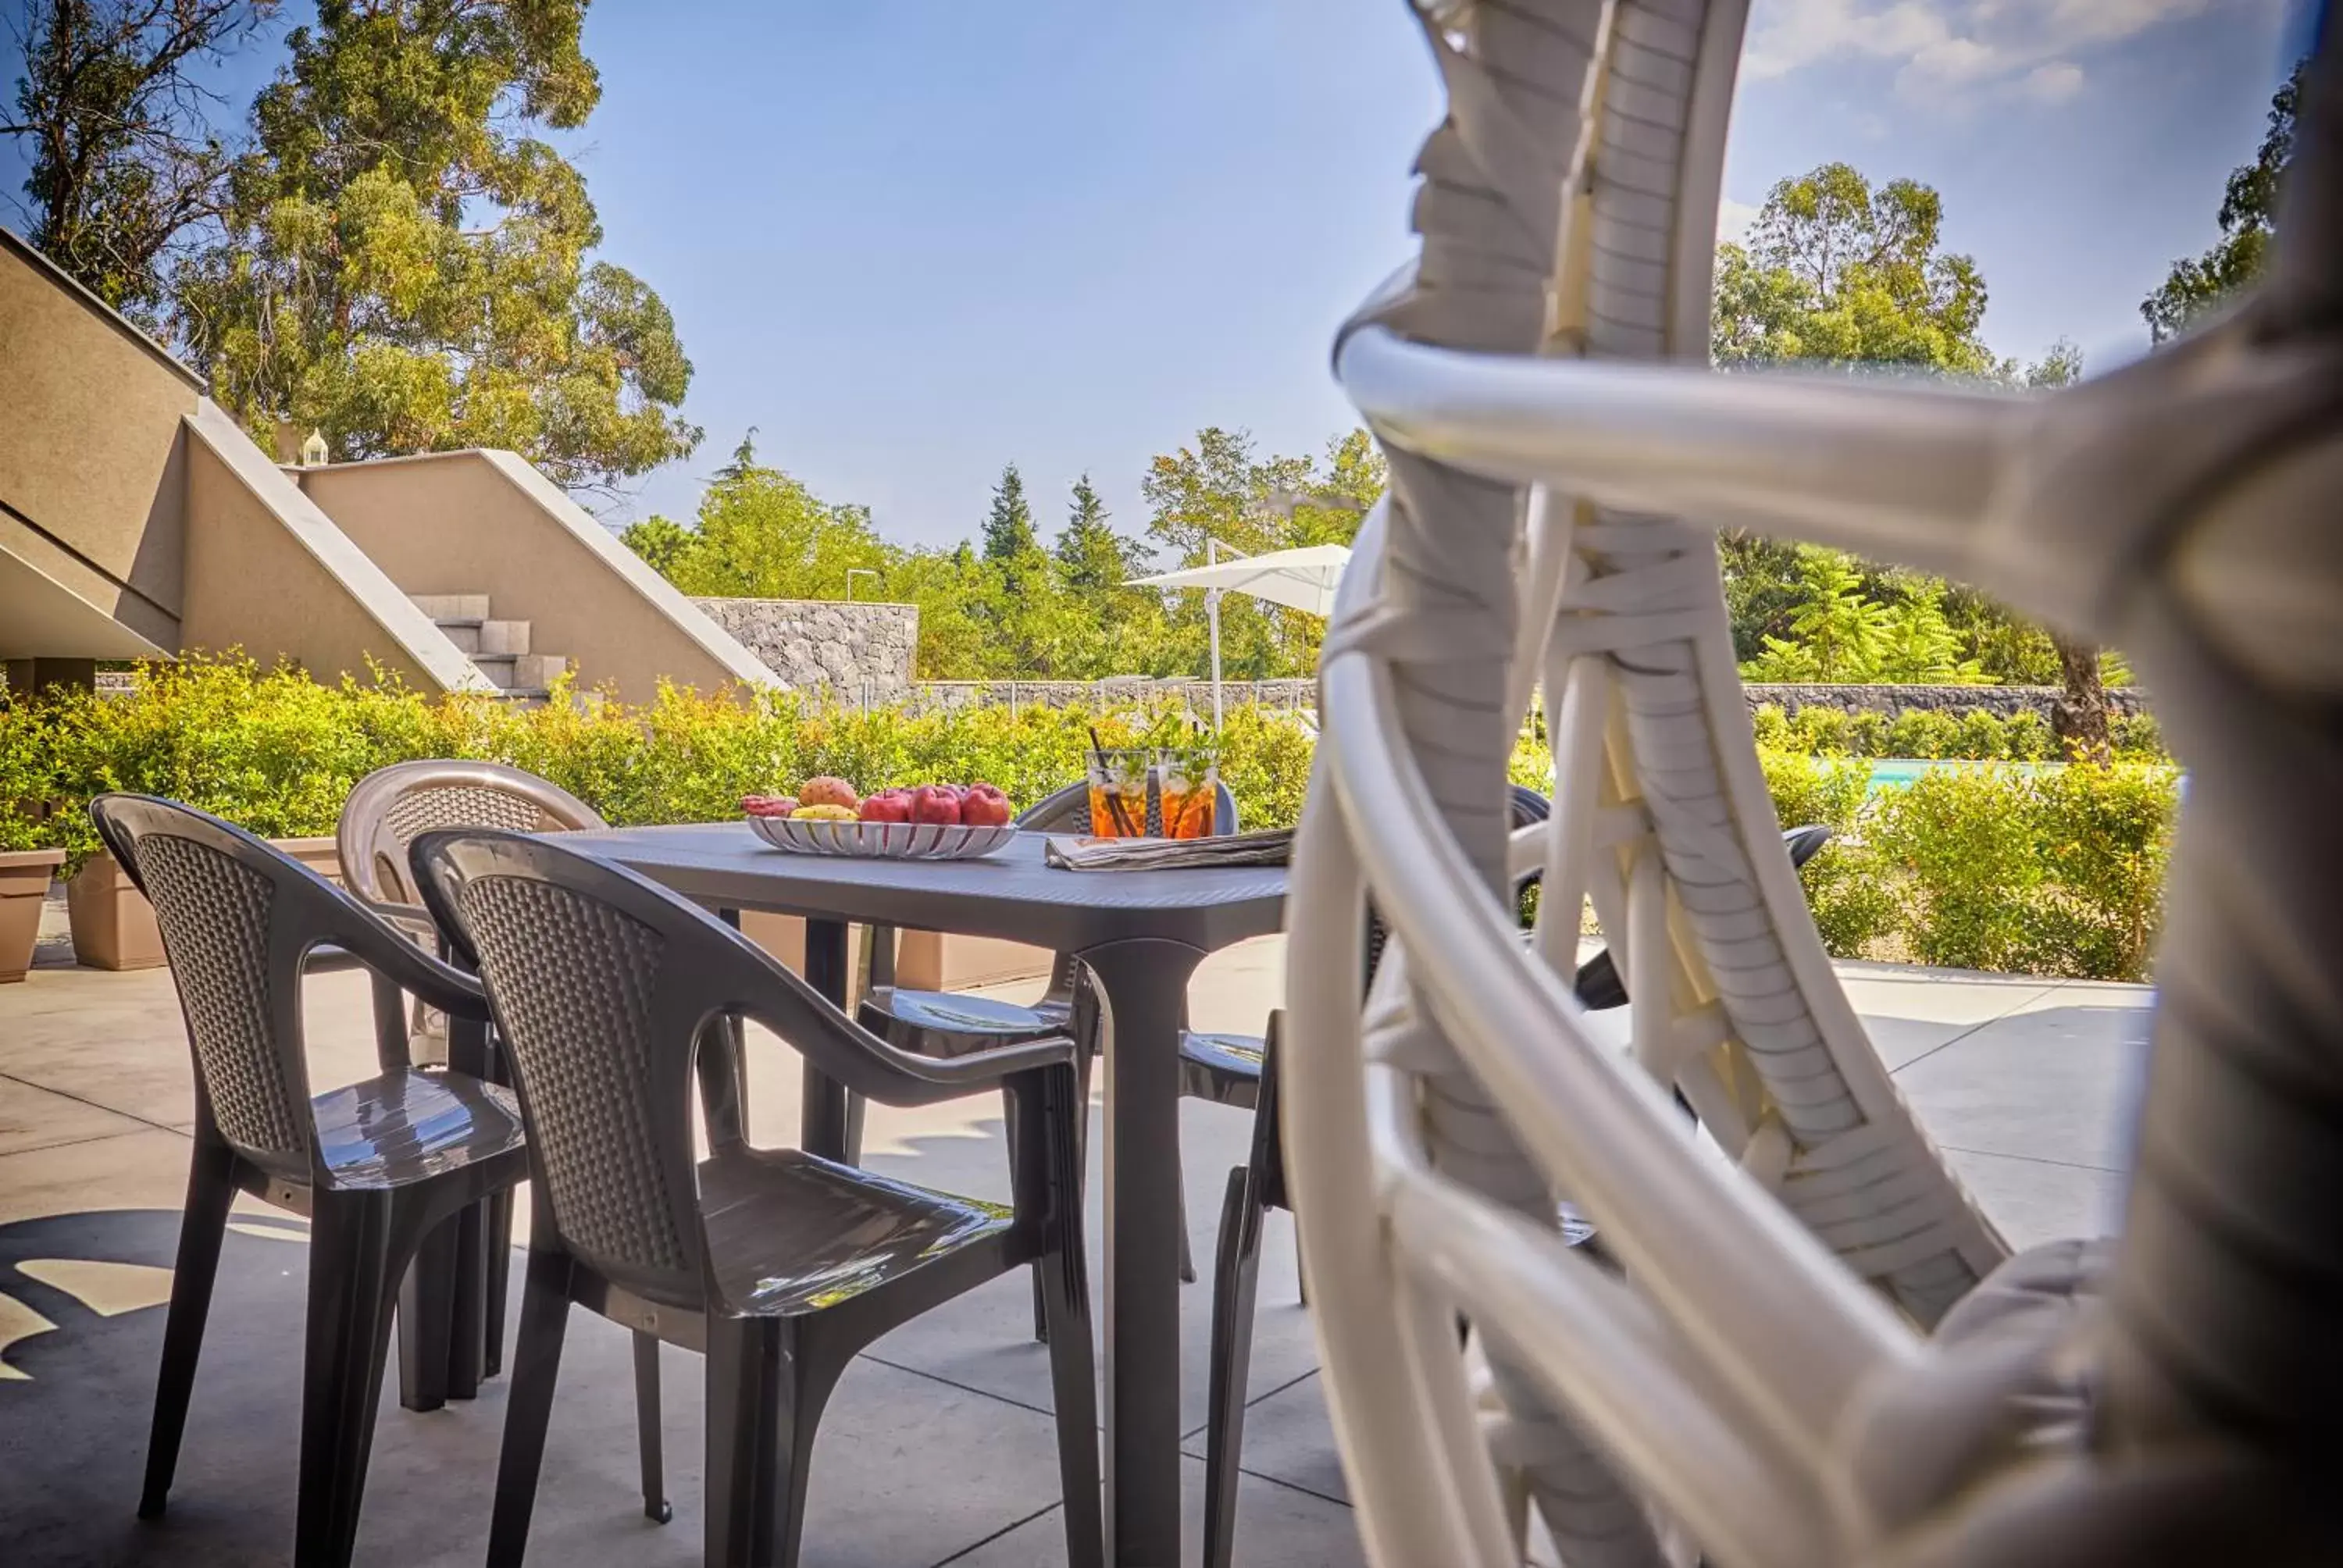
[[1764, 756, 2177, 980], [2, 657, 2176, 981], [2, 656, 1317, 873], [1749, 701, 2163, 761]]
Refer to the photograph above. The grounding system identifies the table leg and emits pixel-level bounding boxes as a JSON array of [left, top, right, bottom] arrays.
[[800, 917, 858, 1161], [1084, 937, 1207, 1568]]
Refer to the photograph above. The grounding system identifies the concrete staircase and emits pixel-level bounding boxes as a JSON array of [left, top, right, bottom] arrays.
[[408, 595, 569, 703]]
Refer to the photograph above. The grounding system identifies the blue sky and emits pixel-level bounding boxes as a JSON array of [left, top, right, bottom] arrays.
[[567, 0, 2311, 547], [5, 1, 2311, 557]]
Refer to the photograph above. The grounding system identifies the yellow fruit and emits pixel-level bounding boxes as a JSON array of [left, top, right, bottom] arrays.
[[790, 804, 858, 821]]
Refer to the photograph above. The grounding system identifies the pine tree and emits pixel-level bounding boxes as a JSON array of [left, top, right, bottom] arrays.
[[982, 464, 1038, 561], [1054, 474, 1128, 591]]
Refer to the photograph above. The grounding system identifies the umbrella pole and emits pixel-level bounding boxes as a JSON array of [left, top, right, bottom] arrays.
[[1205, 537, 1224, 732], [1208, 586, 1224, 732]]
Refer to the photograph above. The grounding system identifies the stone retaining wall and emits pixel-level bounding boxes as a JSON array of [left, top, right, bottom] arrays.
[[690, 598, 917, 697], [1739, 683, 2148, 720]]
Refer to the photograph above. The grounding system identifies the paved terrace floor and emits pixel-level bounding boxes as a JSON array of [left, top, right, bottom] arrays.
[[0, 920, 2148, 1566]]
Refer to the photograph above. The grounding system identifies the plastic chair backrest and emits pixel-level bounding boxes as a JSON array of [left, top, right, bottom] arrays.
[[90, 794, 465, 1180], [338, 761, 607, 924], [414, 827, 954, 1310]]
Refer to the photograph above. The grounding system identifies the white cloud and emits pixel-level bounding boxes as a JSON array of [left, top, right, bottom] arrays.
[[2024, 61, 2088, 102], [1717, 196, 1760, 245], [1742, 0, 2234, 102]]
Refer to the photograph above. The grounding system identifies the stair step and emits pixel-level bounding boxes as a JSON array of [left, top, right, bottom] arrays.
[[433, 618, 530, 655], [477, 619, 531, 656], [409, 593, 490, 620], [469, 653, 567, 690]]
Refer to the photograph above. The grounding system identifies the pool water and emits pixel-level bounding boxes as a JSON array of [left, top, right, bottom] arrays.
[[1863, 757, 2058, 791]]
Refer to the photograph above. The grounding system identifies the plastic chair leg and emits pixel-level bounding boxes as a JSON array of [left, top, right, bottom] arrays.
[[704, 1319, 842, 1568], [395, 1213, 459, 1412], [483, 1186, 514, 1378], [138, 1139, 236, 1518], [633, 1331, 672, 1523], [1039, 1238, 1105, 1568], [487, 1248, 575, 1568], [294, 1192, 405, 1568], [1202, 1165, 1265, 1568]]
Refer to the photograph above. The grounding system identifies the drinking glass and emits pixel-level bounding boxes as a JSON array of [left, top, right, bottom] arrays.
[[1086, 749, 1150, 837], [1155, 747, 1219, 839]]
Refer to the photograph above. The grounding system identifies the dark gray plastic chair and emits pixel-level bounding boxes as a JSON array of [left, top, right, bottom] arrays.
[[411, 827, 1103, 1568], [334, 761, 615, 1400], [853, 774, 1243, 1317], [91, 794, 528, 1568]]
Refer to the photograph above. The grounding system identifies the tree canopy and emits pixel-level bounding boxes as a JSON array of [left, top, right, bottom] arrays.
[[1706, 162, 2122, 710], [981, 463, 1038, 561], [1713, 162, 1999, 376], [3, 0, 277, 326], [2141, 60, 2302, 343], [622, 427, 1383, 682], [1054, 473, 1126, 593], [162, 0, 698, 490]]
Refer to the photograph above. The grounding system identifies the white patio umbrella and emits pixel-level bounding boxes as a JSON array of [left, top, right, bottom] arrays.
[[1126, 542, 1351, 729]]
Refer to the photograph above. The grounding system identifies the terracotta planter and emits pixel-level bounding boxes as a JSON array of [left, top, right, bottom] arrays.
[[67, 836, 341, 972], [892, 930, 1054, 992], [0, 847, 66, 984], [730, 914, 1052, 1003], [735, 912, 875, 1009]]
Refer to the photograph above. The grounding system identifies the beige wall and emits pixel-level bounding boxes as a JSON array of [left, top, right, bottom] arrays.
[[0, 230, 198, 653], [179, 406, 489, 693], [296, 451, 774, 705]]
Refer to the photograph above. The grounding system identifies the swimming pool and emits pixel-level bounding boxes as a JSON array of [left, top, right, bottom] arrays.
[[1863, 757, 2059, 790]]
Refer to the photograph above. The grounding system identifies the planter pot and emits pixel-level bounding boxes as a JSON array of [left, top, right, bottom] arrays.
[[730, 915, 1053, 1004], [735, 912, 875, 1009], [0, 848, 66, 984], [67, 836, 341, 972], [892, 931, 1054, 992]]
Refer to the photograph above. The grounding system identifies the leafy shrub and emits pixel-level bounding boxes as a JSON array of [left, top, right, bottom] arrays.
[[1871, 768, 2045, 970], [1842, 709, 1891, 758], [8, 656, 1321, 871], [1885, 709, 1960, 760], [1758, 750, 1899, 952], [0, 701, 55, 853], [1749, 704, 1792, 751], [1866, 761, 2178, 978], [2024, 762, 2174, 979], [2111, 711, 2163, 762], [1799, 706, 1855, 757], [1953, 708, 2008, 761], [2000, 709, 2054, 761], [6, 656, 2180, 981]]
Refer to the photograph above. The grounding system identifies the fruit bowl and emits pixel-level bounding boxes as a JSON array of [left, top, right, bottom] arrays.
[[746, 815, 1018, 861]]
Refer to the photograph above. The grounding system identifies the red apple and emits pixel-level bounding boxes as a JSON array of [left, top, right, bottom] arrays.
[[910, 785, 963, 825], [858, 789, 912, 823], [961, 783, 1012, 827]]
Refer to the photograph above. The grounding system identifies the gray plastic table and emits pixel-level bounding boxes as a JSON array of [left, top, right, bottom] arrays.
[[555, 822, 1288, 1566]]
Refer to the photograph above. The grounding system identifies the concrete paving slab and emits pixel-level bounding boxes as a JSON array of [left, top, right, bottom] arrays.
[[1893, 993, 2150, 1172], [1188, 1369, 1346, 1505], [1945, 1147, 2127, 1252], [0, 926, 2158, 1568], [943, 1453, 1366, 1568], [0, 1077, 154, 1156]]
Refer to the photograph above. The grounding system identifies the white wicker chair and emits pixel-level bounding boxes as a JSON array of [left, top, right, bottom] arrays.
[[1285, 6, 2343, 1567]]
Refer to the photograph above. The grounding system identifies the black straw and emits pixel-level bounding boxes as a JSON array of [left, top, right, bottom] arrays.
[[1089, 725, 1139, 836]]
